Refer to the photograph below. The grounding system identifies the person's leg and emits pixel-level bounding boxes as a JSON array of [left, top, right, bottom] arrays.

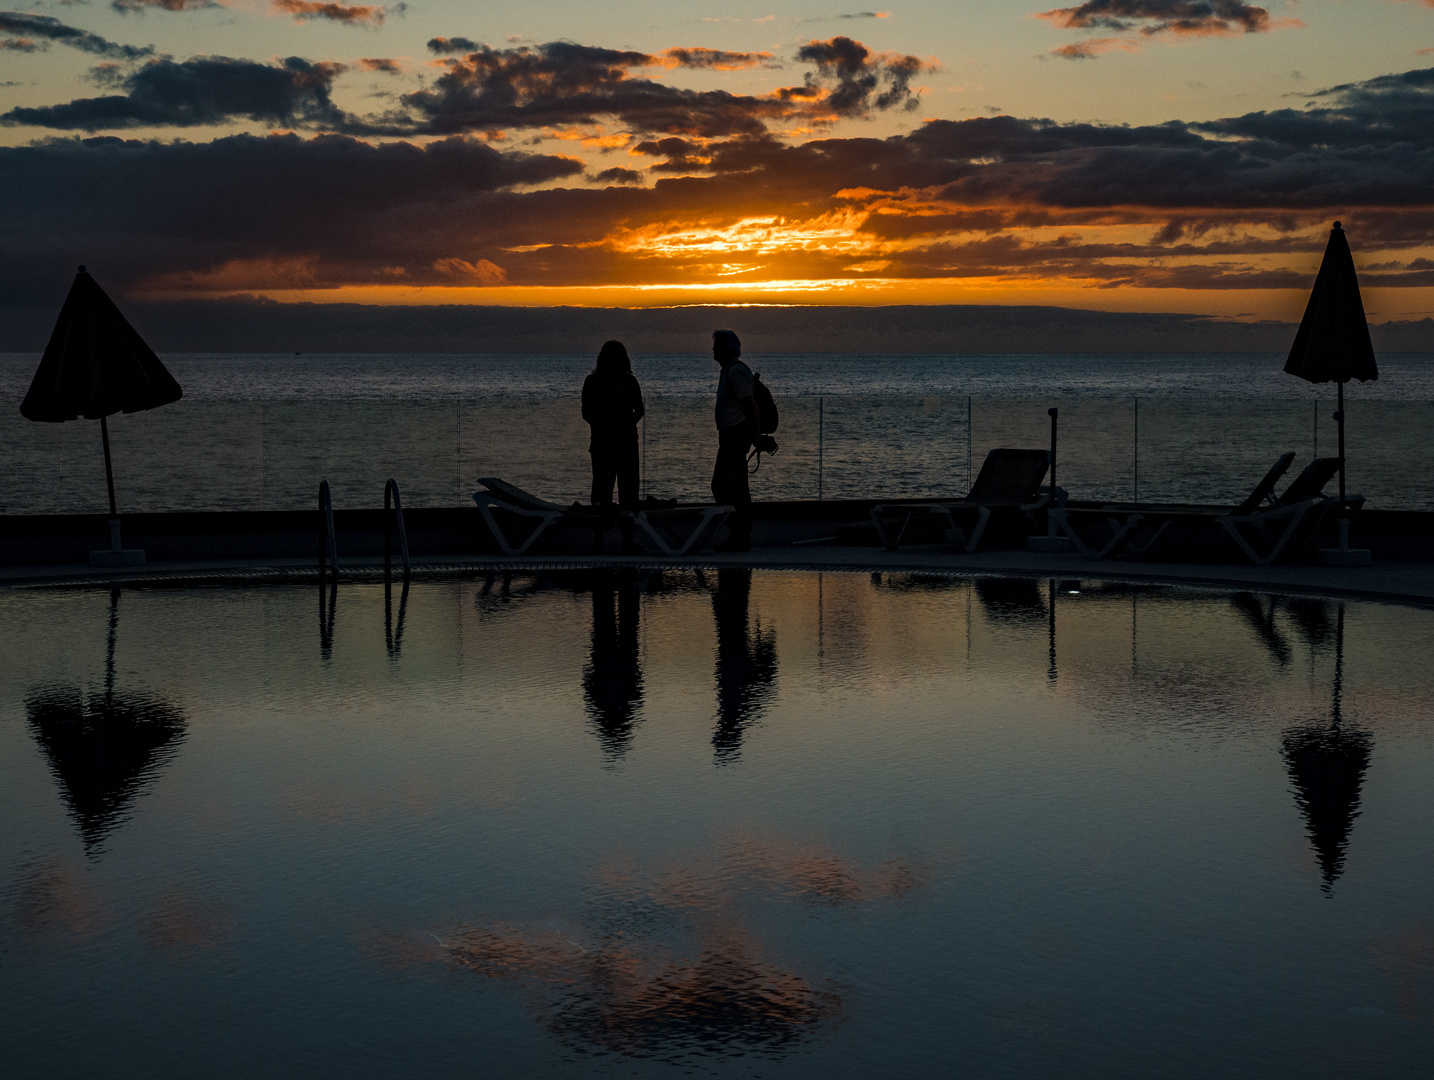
[[712, 426, 753, 548], [591, 449, 618, 552]]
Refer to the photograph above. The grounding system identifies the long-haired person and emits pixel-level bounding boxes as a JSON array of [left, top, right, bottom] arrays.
[[582, 340, 645, 554]]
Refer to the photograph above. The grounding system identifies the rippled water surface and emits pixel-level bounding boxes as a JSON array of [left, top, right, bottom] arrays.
[[2, 572, 1433, 1078]]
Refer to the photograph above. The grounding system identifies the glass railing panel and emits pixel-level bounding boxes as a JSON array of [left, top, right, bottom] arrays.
[[970, 398, 1136, 504], [1340, 399, 1434, 510], [1133, 399, 1316, 506], [263, 401, 461, 510], [458, 397, 591, 507], [0, 400, 264, 514], [818, 395, 971, 500]]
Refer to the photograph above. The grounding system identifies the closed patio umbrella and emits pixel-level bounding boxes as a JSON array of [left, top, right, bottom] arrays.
[[1284, 222, 1378, 565], [20, 266, 182, 566]]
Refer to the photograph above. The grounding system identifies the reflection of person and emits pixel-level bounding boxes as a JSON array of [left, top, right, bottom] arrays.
[[582, 340, 645, 554], [709, 330, 775, 553], [582, 574, 644, 761], [711, 568, 776, 764]]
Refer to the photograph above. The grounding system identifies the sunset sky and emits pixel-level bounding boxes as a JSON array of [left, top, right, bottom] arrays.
[[4, 0, 1434, 320]]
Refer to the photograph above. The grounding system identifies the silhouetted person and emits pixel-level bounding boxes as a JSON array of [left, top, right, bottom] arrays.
[[583, 574, 645, 761], [25, 589, 186, 858], [582, 340, 645, 554], [1282, 722, 1373, 893], [711, 568, 776, 763], [709, 330, 776, 553]]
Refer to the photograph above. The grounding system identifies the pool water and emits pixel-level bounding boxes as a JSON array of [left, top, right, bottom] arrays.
[[2, 571, 1432, 1078]]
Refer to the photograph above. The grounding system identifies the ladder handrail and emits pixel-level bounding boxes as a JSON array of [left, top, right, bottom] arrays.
[[384, 478, 411, 577], [318, 479, 338, 580]]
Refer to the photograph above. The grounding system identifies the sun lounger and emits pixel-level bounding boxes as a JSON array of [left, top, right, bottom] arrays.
[[1060, 453, 1360, 565], [473, 478, 621, 555], [474, 479, 733, 557], [871, 448, 1051, 552], [633, 503, 735, 556]]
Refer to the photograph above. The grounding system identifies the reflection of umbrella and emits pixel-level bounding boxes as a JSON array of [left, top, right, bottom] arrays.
[[20, 266, 182, 564], [1280, 604, 1372, 894], [1284, 223, 1378, 563], [24, 589, 186, 857]]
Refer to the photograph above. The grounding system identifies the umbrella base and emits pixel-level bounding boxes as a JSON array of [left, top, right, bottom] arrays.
[[90, 549, 146, 568], [1317, 547, 1371, 567]]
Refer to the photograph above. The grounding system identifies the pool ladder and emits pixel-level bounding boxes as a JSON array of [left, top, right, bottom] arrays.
[[316, 478, 411, 580]]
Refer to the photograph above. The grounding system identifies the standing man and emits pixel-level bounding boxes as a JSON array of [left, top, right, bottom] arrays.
[[710, 329, 776, 552]]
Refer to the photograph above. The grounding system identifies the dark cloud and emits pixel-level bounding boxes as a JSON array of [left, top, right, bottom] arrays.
[[0, 131, 585, 300], [1038, 0, 1281, 36], [427, 36, 479, 54], [395, 41, 788, 139], [1, 56, 348, 130], [5, 64, 1434, 305], [658, 47, 779, 70], [271, 0, 388, 26], [792, 36, 928, 115], [1, 36, 41, 51], [112, 0, 219, 12], [594, 166, 643, 184], [0, 11, 152, 58]]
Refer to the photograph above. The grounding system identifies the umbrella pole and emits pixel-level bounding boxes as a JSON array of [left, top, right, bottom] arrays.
[[100, 414, 120, 550], [1336, 381, 1348, 551]]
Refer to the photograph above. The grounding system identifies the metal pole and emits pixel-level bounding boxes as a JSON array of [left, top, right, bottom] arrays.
[[967, 395, 973, 489], [99, 415, 121, 550], [1335, 382, 1348, 550], [1133, 396, 1139, 504], [1047, 406, 1059, 537], [818, 396, 823, 501]]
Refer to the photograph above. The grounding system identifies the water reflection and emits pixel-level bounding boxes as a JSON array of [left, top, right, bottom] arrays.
[[1280, 603, 1373, 894], [384, 575, 409, 659], [24, 588, 186, 858], [1230, 592, 1292, 666], [711, 569, 777, 765], [583, 572, 645, 762], [974, 577, 1047, 627], [319, 576, 337, 658], [407, 839, 931, 1062]]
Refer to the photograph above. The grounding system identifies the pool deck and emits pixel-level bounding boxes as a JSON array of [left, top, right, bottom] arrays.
[[4, 545, 1433, 607]]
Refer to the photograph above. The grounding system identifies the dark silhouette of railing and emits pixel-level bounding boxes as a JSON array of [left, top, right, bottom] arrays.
[[384, 477, 411, 578]]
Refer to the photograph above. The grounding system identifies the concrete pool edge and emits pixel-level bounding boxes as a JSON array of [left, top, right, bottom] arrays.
[[4, 546, 1434, 608]]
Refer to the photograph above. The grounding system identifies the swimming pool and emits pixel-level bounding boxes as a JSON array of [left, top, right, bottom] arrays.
[[2, 571, 1431, 1078]]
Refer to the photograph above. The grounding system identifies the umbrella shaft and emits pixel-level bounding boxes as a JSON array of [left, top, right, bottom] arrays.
[[1337, 381, 1346, 511], [100, 414, 117, 517]]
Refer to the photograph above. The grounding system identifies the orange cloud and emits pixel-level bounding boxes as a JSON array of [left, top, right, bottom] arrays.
[[271, 0, 387, 25]]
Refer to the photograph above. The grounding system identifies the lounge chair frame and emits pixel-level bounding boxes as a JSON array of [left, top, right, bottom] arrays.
[[1059, 454, 1363, 565], [633, 504, 734, 556], [871, 448, 1051, 553], [473, 478, 618, 556]]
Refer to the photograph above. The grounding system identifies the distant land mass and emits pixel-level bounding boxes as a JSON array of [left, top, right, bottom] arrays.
[[4, 300, 1434, 355]]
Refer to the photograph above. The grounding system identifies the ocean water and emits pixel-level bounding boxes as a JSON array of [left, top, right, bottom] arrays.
[[3, 353, 1433, 513], [2, 572, 1432, 1078]]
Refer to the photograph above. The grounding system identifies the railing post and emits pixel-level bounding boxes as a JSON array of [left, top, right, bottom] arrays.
[[384, 478, 411, 578], [1132, 396, 1139, 504], [818, 395, 823, 501], [318, 479, 338, 581]]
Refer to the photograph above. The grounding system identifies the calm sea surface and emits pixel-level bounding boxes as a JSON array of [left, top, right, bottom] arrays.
[[1, 572, 1431, 1078], [3, 353, 1433, 511]]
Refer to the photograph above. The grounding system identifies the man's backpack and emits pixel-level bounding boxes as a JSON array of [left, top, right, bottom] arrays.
[[752, 373, 779, 434]]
